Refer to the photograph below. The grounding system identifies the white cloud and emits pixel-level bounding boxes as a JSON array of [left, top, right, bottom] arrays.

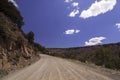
[[69, 9, 79, 17], [64, 29, 80, 35], [64, 0, 72, 3], [85, 37, 106, 46], [8, 0, 18, 8], [72, 2, 79, 7], [75, 30, 80, 33], [116, 23, 120, 31], [80, 0, 117, 19], [116, 23, 120, 28]]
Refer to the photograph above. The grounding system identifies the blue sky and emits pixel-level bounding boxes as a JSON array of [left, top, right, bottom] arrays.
[[11, 0, 120, 48]]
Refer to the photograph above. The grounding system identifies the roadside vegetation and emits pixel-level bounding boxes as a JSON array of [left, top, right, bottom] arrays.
[[0, 0, 24, 28], [46, 43, 120, 70]]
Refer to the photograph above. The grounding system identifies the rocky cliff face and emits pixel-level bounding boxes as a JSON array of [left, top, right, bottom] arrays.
[[0, 12, 39, 76]]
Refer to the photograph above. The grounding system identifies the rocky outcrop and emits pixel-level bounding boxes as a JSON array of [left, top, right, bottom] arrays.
[[0, 12, 39, 76]]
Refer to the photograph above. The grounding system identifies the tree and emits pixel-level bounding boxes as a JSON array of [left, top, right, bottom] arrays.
[[0, 0, 24, 28], [27, 31, 34, 44]]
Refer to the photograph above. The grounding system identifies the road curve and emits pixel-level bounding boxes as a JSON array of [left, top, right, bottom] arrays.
[[2, 54, 119, 80]]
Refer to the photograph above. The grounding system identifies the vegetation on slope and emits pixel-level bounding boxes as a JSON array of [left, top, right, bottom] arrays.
[[26, 31, 47, 53], [47, 43, 120, 70], [0, 0, 45, 78], [0, 0, 24, 28]]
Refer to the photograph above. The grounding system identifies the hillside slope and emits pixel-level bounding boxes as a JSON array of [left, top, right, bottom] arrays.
[[0, 12, 39, 77], [47, 43, 120, 70]]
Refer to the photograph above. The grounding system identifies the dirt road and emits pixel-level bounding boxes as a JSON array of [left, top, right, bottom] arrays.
[[2, 54, 120, 80]]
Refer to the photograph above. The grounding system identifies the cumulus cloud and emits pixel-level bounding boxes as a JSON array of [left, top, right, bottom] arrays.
[[64, 0, 80, 18], [69, 9, 79, 17], [80, 0, 117, 19], [85, 37, 106, 46], [64, 29, 80, 35], [64, 0, 72, 3], [8, 0, 18, 8], [72, 2, 79, 7], [116, 23, 120, 31]]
